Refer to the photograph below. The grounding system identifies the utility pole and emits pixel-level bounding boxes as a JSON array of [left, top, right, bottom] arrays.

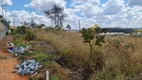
[[1, 0, 4, 17], [13, 18, 15, 27], [79, 20, 81, 31], [3, 4, 6, 20]]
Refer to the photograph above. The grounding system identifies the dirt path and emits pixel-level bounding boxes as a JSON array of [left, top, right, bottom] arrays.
[[0, 35, 13, 51], [0, 35, 29, 80], [0, 51, 28, 80]]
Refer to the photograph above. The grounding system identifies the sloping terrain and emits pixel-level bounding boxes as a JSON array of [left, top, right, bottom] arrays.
[[0, 35, 28, 80]]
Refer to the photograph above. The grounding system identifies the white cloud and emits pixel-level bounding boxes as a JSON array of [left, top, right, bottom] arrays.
[[99, 6, 142, 28], [128, 0, 142, 6], [75, 3, 100, 18], [70, 0, 142, 28], [3, 0, 13, 5], [64, 8, 82, 29], [27, 0, 66, 12], [24, 4, 29, 7], [71, 0, 100, 6], [101, 0, 125, 15], [6, 0, 142, 29], [6, 10, 51, 26]]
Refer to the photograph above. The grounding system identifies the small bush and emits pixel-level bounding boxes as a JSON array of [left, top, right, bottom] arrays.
[[50, 74, 60, 80], [25, 30, 37, 41], [18, 52, 34, 61], [33, 51, 47, 62], [16, 26, 27, 34], [13, 34, 28, 47], [45, 27, 55, 32], [18, 51, 47, 62], [11, 28, 17, 35]]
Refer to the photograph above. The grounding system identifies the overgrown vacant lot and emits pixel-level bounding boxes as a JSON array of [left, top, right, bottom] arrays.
[[34, 29, 142, 80], [12, 28, 142, 80]]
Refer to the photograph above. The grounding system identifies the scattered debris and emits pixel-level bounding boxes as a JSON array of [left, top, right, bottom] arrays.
[[7, 43, 14, 51], [7, 43, 31, 56], [14, 59, 42, 76]]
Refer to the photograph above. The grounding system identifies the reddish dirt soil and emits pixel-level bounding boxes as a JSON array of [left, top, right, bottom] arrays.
[[0, 35, 13, 51], [0, 35, 29, 80]]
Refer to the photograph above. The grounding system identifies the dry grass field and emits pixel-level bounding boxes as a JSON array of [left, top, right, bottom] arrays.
[[34, 29, 142, 80], [11, 28, 142, 80]]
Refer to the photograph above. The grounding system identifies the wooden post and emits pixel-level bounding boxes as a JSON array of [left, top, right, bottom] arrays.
[[46, 71, 49, 80]]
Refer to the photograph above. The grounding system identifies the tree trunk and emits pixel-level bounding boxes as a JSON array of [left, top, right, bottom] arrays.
[[88, 42, 92, 65]]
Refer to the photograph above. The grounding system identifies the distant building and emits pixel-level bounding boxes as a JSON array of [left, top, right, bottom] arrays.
[[132, 32, 142, 38], [99, 32, 127, 36]]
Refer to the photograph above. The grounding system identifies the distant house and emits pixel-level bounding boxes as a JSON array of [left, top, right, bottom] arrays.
[[0, 15, 7, 40], [132, 32, 142, 37], [99, 32, 127, 36]]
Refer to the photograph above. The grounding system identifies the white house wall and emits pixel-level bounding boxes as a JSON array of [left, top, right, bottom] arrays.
[[0, 21, 6, 40], [0, 30, 6, 40]]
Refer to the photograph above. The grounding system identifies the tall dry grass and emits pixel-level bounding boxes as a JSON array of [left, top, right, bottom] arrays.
[[94, 36, 142, 80], [35, 29, 142, 80], [36, 30, 91, 69]]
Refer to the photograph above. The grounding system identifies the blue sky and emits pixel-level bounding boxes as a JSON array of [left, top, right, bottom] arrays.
[[6, 0, 35, 13], [1, 0, 142, 29]]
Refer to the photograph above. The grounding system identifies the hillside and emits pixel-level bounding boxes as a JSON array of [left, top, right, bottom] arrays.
[[8, 28, 142, 80]]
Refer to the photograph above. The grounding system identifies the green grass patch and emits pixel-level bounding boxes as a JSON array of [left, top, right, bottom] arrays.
[[50, 74, 60, 80]]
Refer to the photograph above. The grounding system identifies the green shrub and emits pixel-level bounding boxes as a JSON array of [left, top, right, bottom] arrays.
[[18, 52, 34, 61], [32, 51, 56, 62], [45, 27, 55, 32], [33, 51, 47, 62], [50, 75, 60, 80], [13, 34, 27, 47], [42, 61, 57, 69], [18, 51, 47, 62], [81, 27, 105, 66], [11, 28, 16, 35], [25, 30, 37, 41], [16, 26, 26, 34]]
